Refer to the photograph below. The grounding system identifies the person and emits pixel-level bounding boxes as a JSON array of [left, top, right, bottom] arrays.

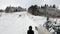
[[35, 26, 38, 31], [27, 26, 34, 34]]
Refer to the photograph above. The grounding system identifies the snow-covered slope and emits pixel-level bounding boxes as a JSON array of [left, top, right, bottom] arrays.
[[0, 11, 60, 34], [0, 12, 39, 34]]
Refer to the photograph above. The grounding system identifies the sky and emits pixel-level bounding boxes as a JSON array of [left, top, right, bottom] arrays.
[[0, 0, 60, 10]]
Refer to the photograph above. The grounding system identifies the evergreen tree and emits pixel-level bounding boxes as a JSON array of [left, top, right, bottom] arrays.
[[53, 4, 56, 8]]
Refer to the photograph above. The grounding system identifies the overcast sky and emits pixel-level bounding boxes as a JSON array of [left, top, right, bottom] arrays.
[[0, 0, 60, 9]]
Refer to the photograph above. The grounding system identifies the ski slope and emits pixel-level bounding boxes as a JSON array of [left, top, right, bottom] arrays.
[[0, 11, 60, 34], [0, 12, 39, 34]]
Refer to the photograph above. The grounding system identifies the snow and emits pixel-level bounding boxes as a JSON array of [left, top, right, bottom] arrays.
[[0, 11, 60, 34], [27, 13, 47, 26], [0, 12, 38, 34]]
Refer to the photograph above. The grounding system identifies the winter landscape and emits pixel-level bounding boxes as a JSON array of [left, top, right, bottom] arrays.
[[0, 0, 60, 34], [0, 11, 47, 34], [0, 7, 60, 34]]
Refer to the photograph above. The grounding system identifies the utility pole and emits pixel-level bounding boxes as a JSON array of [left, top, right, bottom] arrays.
[[45, 4, 49, 21]]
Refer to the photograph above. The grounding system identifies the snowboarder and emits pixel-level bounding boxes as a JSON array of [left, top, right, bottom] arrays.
[[27, 26, 34, 34]]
